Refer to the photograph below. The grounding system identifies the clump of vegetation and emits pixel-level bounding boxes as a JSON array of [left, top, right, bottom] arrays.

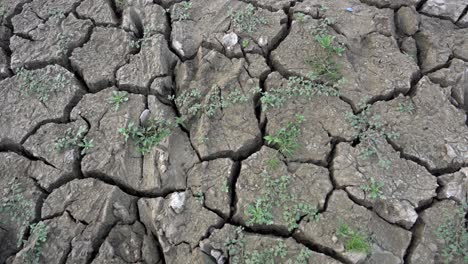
[[194, 191, 204, 204], [436, 203, 468, 264], [295, 12, 306, 23], [48, 9, 65, 20], [16, 68, 70, 102], [306, 18, 345, 84], [173, 1, 192, 21], [360, 178, 385, 200], [169, 85, 250, 118], [108, 91, 129, 110], [118, 119, 177, 154], [346, 98, 399, 169], [55, 126, 94, 155], [242, 39, 250, 48], [129, 25, 156, 49], [397, 100, 415, 114], [0, 179, 35, 247], [229, 3, 267, 33], [336, 221, 371, 254], [224, 227, 313, 264], [264, 114, 304, 157], [254, 74, 341, 111], [245, 172, 320, 231], [22, 221, 49, 264], [115, 0, 127, 10]]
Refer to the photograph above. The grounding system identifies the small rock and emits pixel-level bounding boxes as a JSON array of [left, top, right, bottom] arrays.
[[396, 6, 419, 35], [222, 32, 238, 49]]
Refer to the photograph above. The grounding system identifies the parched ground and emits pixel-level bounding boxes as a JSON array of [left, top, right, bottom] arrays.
[[0, 0, 467, 264]]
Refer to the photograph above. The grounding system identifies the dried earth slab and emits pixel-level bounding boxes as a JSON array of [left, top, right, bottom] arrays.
[[10, 13, 93, 69], [76, 0, 118, 26], [271, 17, 418, 107], [373, 77, 468, 171], [0, 65, 83, 143], [200, 224, 342, 264], [138, 191, 223, 263], [71, 89, 197, 194], [170, 0, 287, 58], [70, 27, 133, 91], [187, 158, 234, 218], [264, 72, 356, 164], [23, 120, 88, 191], [428, 58, 468, 108], [40, 178, 137, 264], [175, 48, 262, 159], [415, 15, 468, 73], [234, 147, 332, 232], [332, 142, 437, 228], [0, 152, 48, 263], [408, 200, 466, 264], [296, 190, 412, 264]]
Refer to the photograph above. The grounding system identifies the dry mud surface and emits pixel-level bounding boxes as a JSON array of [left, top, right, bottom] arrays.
[[0, 0, 467, 264]]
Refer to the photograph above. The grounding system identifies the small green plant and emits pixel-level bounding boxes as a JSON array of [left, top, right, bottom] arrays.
[[228, 4, 267, 33], [346, 98, 399, 169], [194, 191, 204, 204], [17, 68, 70, 102], [108, 91, 129, 110], [436, 203, 468, 264], [305, 18, 345, 84], [397, 100, 415, 114], [266, 156, 281, 171], [173, 1, 192, 21], [254, 74, 341, 111], [222, 184, 230, 193], [242, 39, 250, 48], [0, 179, 35, 247], [360, 178, 385, 200], [48, 9, 65, 20], [22, 221, 49, 264], [129, 26, 156, 49], [54, 126, 94, 155], [225, 226, 246, 264], [169, 85, 250, 118], [336, 221, 371, 254], [245, 172, 319, 231], [264, 114, 304, 157], [118, 119, 176, 154], [295, 12, 306, 23], [115, 0, 127, 10]]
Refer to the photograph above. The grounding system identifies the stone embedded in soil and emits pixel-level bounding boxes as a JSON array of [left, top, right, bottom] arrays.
[[170, 0, 286, 59], [175, 48, 262, 159], [23, 121, 88, 191], [91, 222, 162, 264], [41, 178, 137, 264], [332, 142, 437, 228], [150, 76, 173, 99], [437, 168, 468, 203], [70, 27, 133, 92], [200, 224, 341, 263], [76, 0, 118, 26], [297, 190, 412, 264], [373, 77, 468, 171], [117, 34, 177, 93], [415, 15, 468, 73], [71, 90, 197, 194], [264, 72, 356, 164], [12, 212, 86, 264], [421, 0, 467, 23], [0, 65, 83, 143], [187, 158, 234, 218], [396, 6, 420, 36], [408, 200, 462, 264], [10, 13, 93, 69], [271, 16, 418, 108], [0, 152, 46, 263], [122, 1, 168, 35], [234, 146, 332, 231], [138, 191, 223, 263], [428, 58, 468, 108], [401, 36, 418, 64]]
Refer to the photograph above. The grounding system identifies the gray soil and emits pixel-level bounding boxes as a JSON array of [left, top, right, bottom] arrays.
[[0, 0, 467, 264]]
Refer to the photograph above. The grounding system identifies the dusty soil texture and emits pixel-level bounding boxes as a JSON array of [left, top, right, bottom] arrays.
[[1, 0, 467, 264]]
